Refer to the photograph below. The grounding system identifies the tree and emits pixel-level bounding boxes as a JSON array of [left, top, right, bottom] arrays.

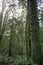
[[26, 0, 42, 65], [25, 0, 31, 61], [8, 18, 14, 56], [41, 10, 43, 27], [0, 0, 6, 47]]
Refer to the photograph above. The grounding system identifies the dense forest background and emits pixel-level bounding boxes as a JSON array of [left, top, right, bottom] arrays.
[[0, 0, 43, 65]]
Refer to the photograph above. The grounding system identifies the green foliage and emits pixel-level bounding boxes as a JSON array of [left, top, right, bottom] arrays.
[[0, 0, 43, 65], [0, 54, 39, 65], [40, 28, 43, 53]]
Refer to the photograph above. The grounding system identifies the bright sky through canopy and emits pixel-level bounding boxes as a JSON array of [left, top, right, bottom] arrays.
[[0, 0, 43, 12], [0, 0, 19, 12], [38, 0, 43, 10]]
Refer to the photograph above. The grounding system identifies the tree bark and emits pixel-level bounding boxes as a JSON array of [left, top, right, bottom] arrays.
[[27, 0, 42, 65]]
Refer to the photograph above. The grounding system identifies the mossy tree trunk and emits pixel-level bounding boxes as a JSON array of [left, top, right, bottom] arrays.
[[9, 18, 14, 56], [26, 0, 32, 63], [26, 0, 42, 65]]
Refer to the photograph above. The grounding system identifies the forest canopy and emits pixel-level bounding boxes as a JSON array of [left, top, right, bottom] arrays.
[[0, 0, 43, 65]]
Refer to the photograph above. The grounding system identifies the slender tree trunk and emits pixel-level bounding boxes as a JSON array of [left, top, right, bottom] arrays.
[[26, 0, 32, 61], [9, 19, 14, 56], [0, 0, 5, 47]]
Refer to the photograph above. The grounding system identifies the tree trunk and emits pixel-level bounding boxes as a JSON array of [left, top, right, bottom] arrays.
[[9, 19, 14, 56], [27, 0, 42, 65], [26, 0, 32, 62]]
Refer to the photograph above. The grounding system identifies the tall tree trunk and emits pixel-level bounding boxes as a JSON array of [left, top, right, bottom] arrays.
[[0, 0, 5, 47], [30, 0, 42, 64], [9, 18, 14, 56], [27, 0, 42, 65], [26, 0, 32, 62]]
